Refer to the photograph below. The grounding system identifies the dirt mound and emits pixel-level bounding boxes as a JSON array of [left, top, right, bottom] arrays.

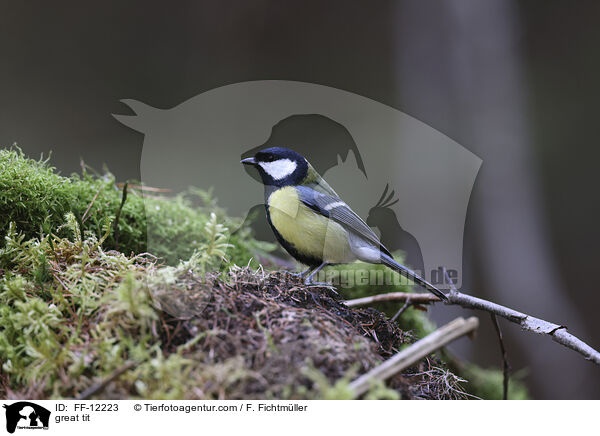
[[151, 267, 466, 399]]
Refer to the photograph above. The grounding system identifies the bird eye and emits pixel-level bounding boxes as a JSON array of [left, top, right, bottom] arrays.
[[263, 155, 275, 162]]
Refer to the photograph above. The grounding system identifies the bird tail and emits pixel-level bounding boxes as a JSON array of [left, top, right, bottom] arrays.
[[381, 254, 448, 301]]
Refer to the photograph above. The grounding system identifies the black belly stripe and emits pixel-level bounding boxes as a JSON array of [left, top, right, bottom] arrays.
[[265, 203, 322, 267]]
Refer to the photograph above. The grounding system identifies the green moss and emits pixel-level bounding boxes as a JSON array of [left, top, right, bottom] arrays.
[[0, 147, 272, 268], [0, 149, 72, 238]]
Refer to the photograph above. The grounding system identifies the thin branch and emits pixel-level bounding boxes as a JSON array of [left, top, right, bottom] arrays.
[[345, 292, 438, 307], [349, 316, 479, 398], [447, 289, 600, 365], [113, 181, 128, 251], [490, 313, 510, 400], [117, 183, 171, 193], [391, 297, 411, 322], [76, 361, 135, 400], [345, 289, 600, 366], [81, 184, 104, 223]]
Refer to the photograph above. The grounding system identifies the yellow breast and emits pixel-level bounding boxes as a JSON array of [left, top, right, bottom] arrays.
[[267, 187, 355, 263]]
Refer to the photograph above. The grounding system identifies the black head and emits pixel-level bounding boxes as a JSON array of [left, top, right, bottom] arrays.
[[241, 147, 309, 187]]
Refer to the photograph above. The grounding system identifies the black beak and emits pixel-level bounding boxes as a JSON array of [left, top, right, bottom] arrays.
[[241, 157, 256, 165]]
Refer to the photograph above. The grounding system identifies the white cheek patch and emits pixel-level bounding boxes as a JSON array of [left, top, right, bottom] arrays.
[[259, 159, 297, 180]]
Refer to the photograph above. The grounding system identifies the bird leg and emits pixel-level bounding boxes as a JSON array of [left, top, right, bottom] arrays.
[[288, 266, 313, 280], [299, 266, 313, 278], [304, 262, 329, 285]]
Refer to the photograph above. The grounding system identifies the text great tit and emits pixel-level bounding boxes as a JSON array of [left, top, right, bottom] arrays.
[[241, 147, 448, 301]]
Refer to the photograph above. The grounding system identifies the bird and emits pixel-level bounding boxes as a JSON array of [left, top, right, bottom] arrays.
[[241, 147, 448, 301]]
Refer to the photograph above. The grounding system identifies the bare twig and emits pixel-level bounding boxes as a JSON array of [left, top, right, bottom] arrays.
[[446, 289, 600, 365], [349, 316, 479, 398], [345, 292, 438, 307], [346, 289, 600, 366], [113, 181, 128, 251], [490, 313, 510, 400], [117, 183, 171, 193], [391, 297, 411, 322], [76, 362, 136, 400], [81, 184, 104, 223]]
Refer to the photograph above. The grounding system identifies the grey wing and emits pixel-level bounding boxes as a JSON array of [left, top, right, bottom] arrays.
[[296, 185, 393, 258]]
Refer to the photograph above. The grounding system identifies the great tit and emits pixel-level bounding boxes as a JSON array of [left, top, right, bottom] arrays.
[[241, 147, 448, 301]]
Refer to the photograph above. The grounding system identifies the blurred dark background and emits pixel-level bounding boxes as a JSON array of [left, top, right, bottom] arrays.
[[1, 0, 598, 399]]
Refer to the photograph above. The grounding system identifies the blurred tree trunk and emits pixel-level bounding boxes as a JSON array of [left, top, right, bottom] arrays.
[[395, 0, 596, 398]]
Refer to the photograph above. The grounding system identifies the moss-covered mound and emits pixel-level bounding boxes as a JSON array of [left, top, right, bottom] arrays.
[[0, 147, 270, 266], [0, 147, 528, 399]]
